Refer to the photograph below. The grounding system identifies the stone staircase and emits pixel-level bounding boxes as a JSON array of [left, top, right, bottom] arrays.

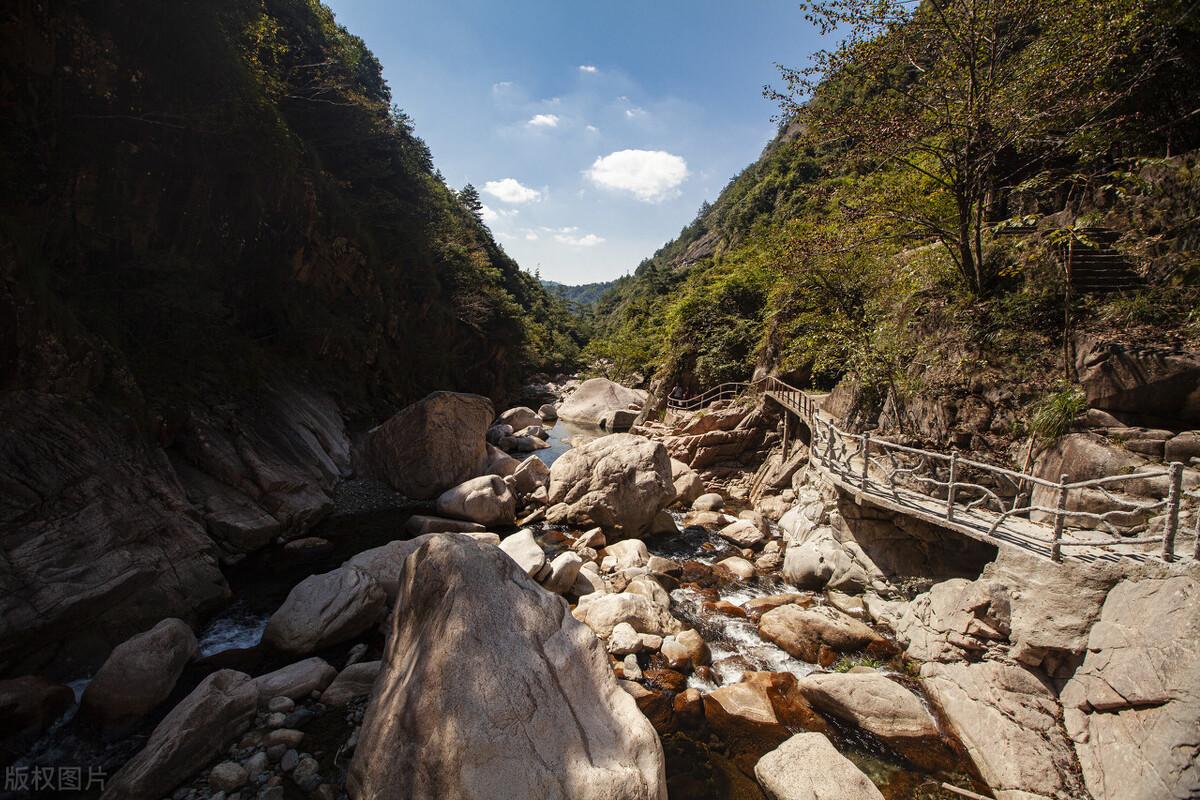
[[1064, 229, 1143, 294]]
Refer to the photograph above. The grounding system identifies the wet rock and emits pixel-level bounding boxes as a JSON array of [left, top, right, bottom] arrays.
[[1061, 575, 1200, 800], [80, 618, 197, 735], [0, 675, 74, 744], [922, 661, 1081, 800], [263, 567, 387, 655], [659, 637, 692, 671], [347, 535, 666, 799], [758, 605, 889, 663], [719, 519, 766, 548], [102, 669, 257, 800], [674, 629, 711, 667], [573, 528, 607, 550], [716, 556, 755, 581], [497, 529, 546, 577], [742, 593, 812, 621], [701, 672, 826, 772], [435, 475, 516, 527], [572, 592, 682, 638], [795, 672, 942, 766], [548, 434, 675, 539], [404, 514, 487, 536], [619, 680, 672, 732], [538, 403, 558, 421], [672, 688, 704, 729], [363, 391, 494, 500], [755, 732, 884, 800], [557, 378, 646, 426]]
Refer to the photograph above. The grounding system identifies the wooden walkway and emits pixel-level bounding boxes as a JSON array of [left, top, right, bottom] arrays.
[[670, 377, 1198, 564]]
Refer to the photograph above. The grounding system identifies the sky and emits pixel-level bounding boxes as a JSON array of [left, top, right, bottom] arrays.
[[324, 0, 823, 285]]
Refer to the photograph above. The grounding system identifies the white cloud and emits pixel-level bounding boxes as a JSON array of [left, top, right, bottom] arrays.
[[483, 178, 543, 204], [585, 149, 689, 203], [624, 107, 646, 119], [579, 64, 598, 73], [586, 124, 599, 133], [555, 232, 605, 247], [492, 81, 514, 93], [528, 113, 560, 128], [480, 204, 518, 223], [524, 231, 539, 241]]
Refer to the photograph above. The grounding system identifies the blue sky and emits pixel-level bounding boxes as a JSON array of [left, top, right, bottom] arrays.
[[324, 1, 822, 284]]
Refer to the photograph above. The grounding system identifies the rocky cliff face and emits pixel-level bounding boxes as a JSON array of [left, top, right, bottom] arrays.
[[0, 0, 564, 674]]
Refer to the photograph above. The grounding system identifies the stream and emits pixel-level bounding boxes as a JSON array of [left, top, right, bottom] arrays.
[[9, 417, 983, 800]]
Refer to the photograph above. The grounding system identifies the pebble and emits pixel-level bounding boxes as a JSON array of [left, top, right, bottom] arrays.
[[244, 751, 270, 780], [209, 761, 248, 792], [292, 756, 322, 792], [282, 707, 316, 728], [266, 712, 287, 728], [265, 728, 305, 748], [622, 654, 642, 681], [265, 744, 287, 763], [280, 749, 299, 772], [267, 696, 295, 714], [258, 787, 284, 800]]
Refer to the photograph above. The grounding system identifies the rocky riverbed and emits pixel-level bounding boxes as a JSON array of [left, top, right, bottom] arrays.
[[1, 377, 1197, 800]]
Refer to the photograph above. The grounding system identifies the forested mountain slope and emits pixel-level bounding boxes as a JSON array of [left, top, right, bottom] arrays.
[[589, 0, 1200, 452], [0, 0, 580, 673]]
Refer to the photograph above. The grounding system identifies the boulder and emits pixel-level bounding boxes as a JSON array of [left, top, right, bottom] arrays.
[[364, 391, 494, 499], [754, 732, 884, 800], [0, 675, 74, 744], [1076, 338, 1200, 423], [1165, 430, 1200, 464], [547, 434, 675, 538], [499, 407, 541, 431], [758, 605, 887, 663], [498, 529, 547, 578], [319, 661, 382, 706], [80, 618, 197, 734], [598, 409, 639, 431], [513, 455, 551, 495], [607, 623, 644, 656], [263, 566, 387, 655], [435, 475, 516, 527], [484, 444, 521, 477], [782, 528, 872, 593], [719, 519, 766, 548], [487, 424, 514, 445], [701, 672, 828, 770], [1061, 575, 1200, 800], [542, 551, 584, 594], [670, 459, 705, 505], [692, 493, 725, 511], [717, 556, 755, 581], [893, 578, 1009, 664], [538, 403, 558, 421], [101, 670, 257, 800], [605, 539, 650, 569], [922, 661, 1082, 800], [556, 378, 646, 426], [405, 515, 486, 536], [572, 592, 682, 638], [346, 536, 438, 601], [252, 657, 336, 704], [346, 535, 666, 800], [795, 672, 941, 765]]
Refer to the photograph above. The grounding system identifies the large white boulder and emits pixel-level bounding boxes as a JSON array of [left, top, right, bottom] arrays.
[[497, 529, 546, 578], [435, 475, 516, 527], [364, 391, 494, 500], [922, 661, 1083, 800], [547, 434, 674, 538], [670, 458, 705, 505], [498, 407, 541, 430], [263, 566, 387, 655], [754, 732, 884, 800], [572, 592, 681, 638], [346, 536, 666, 800], [1061, 575, 1200, 800], [556, 378, 645, 426]]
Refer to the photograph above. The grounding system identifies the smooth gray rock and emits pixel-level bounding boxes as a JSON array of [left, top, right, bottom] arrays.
[[754, 732, 883, 800], [252, 658, 336, 705], [263, 567, 387, 655]]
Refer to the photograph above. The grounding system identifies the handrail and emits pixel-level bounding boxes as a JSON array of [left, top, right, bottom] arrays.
[[671, 374, 1194, 563]]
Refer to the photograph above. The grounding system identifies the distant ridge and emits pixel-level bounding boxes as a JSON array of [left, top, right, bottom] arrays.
[[541, 279, 617, 307]]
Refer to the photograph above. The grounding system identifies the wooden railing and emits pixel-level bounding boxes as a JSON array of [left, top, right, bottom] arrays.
[[669, 376, 1197, 563]]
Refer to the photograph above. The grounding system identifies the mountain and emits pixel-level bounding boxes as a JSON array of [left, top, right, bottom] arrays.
[[586, 0, 1200, 446], [541, 279, 618, 307]]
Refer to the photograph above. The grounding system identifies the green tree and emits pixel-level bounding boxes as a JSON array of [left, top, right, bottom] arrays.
[[458, 183, 483, 222]]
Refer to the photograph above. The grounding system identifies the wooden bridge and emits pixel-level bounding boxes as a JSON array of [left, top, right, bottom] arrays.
[[668, 377, 1198, 564]]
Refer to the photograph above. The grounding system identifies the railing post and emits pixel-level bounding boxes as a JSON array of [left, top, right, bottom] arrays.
[[825, 419, 834, 471], [946, 451, 958, 521], [860, 433, 869, 489], [1193, 500, 1200, 562], [1162, 461, 1182, 562], [782, 413, 791, 459], [1051, 473, 1069, 562]]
